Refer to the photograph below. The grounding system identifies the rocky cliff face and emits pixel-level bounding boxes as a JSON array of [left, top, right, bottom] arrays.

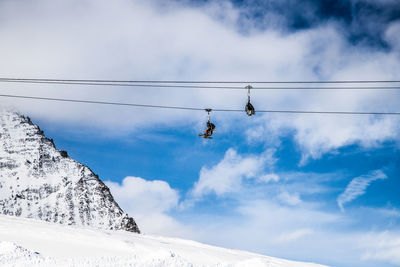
[[0, 111, 140, 233]]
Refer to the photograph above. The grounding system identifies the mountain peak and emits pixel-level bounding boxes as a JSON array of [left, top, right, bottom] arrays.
[[0, 111, 140, 233]]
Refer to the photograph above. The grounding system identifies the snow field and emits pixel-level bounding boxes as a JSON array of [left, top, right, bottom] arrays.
[[0, 215, 327, 267]]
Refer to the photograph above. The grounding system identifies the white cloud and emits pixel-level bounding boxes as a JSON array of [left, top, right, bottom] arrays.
[[337, 170, 388, 212], [385, 21, 400, 51], [258, 173, 280, 183], [189, 199, 344, 263], [105, 176, 193, 236], [361, 231, 400, 265], [189, 148, 276, 199], [248, 114, 400, 163], [106, 176, 179, 213], [276, 228, 313, 243], [277, 191, 302, 206]]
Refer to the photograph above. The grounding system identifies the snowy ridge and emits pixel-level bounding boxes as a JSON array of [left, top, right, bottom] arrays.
[[0, 110, 139, 233], [0, 241, 44, 266], [0, 215, 328, 267]]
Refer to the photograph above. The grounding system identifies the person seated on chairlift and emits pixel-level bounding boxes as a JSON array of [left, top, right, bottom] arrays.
[[205, 121, 216, 137], [245, 101, 255, 116]]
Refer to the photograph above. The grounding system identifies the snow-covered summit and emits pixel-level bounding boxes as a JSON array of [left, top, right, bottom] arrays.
[[0, 110, 139, 233]]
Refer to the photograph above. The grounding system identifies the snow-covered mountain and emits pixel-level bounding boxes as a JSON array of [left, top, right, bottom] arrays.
[[0, 110, 139, 233], [0, 215, 328, 267]]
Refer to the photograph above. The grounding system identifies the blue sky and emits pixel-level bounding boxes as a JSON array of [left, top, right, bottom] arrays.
[[1, 0, 400, 266]]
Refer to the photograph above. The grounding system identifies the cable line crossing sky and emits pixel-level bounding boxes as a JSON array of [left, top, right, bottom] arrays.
[[1, 77, 400, 90], [0, 93, 399, 116], [1, 77, 400, 83]]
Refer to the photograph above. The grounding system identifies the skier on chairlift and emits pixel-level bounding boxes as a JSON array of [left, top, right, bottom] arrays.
[[245, 101, 255, 116], [204, 120, 216, 138], [199, 109, 215, 139], [245, 85, 256, 116]]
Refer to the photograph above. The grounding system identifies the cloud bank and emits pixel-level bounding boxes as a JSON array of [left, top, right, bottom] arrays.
[[247, 114, 400, 162], [1, 0, 399, 160]]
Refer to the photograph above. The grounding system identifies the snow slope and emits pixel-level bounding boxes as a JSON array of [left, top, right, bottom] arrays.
[[0, 215, 328, 267]]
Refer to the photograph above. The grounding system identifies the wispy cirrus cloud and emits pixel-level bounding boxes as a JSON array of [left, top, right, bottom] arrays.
[[337, 169, 388, 212]]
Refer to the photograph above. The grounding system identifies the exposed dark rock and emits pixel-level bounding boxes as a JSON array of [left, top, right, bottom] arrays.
[[59, 150, 68, 158]]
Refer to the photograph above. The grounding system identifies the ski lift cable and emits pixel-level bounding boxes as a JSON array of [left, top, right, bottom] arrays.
[[1, 77, 400, 84], [1, 79, 400, 90], [1, 93, 400, 116]]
